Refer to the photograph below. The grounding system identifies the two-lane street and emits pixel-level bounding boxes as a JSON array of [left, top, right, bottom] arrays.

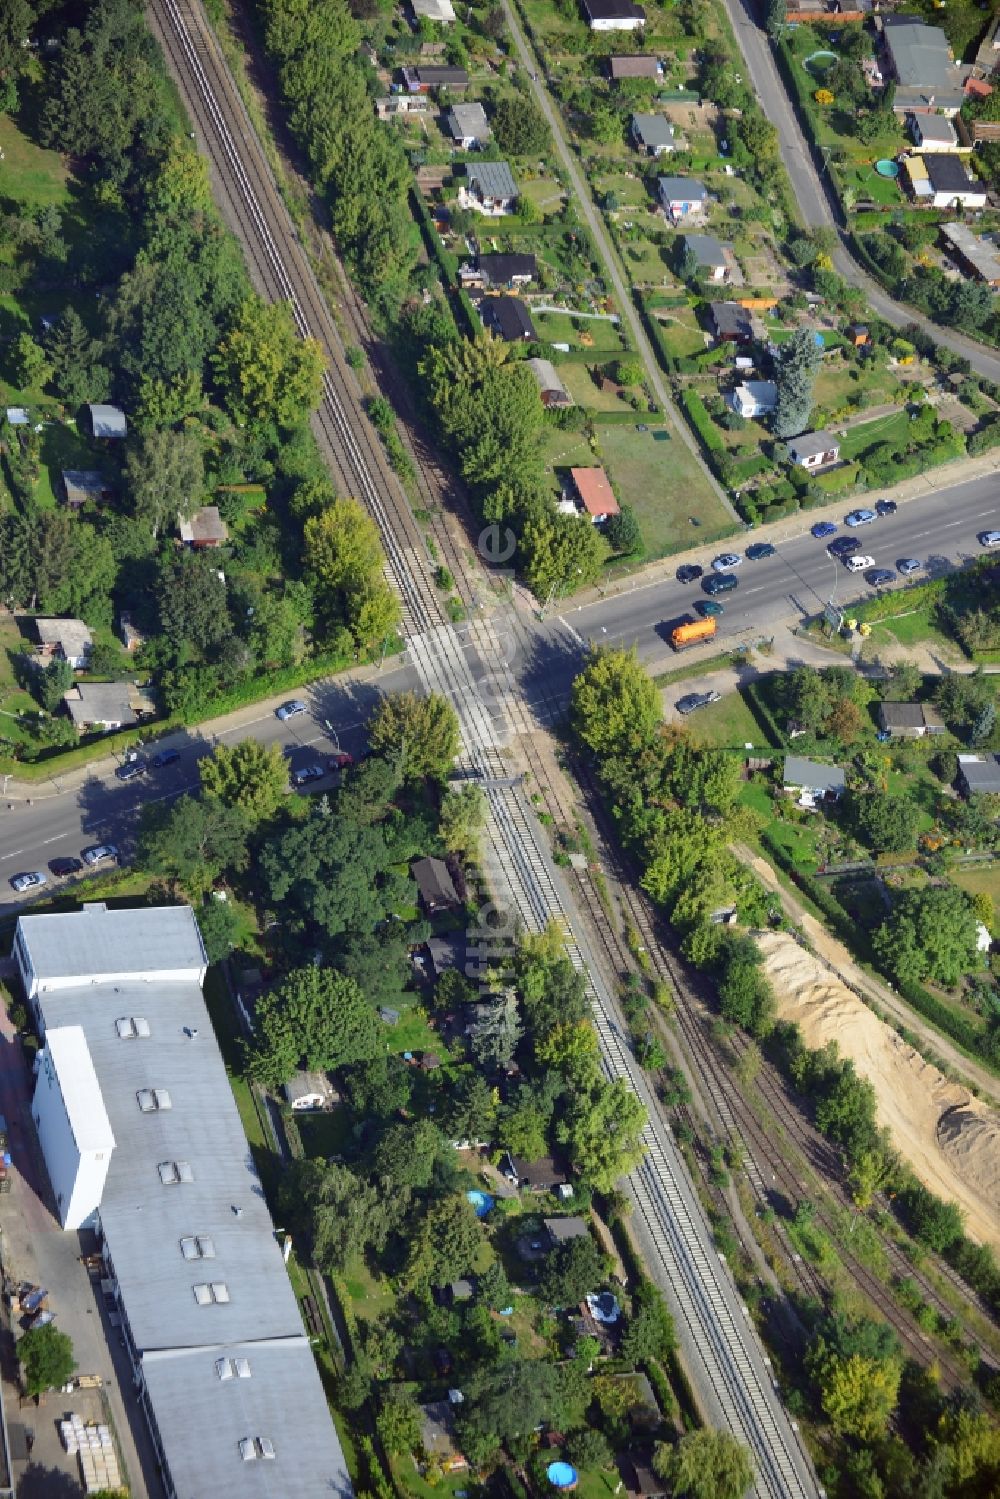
[[3, 470, 998, 913]]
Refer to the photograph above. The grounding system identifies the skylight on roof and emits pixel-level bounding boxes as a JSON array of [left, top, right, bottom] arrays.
[[237, 1436, 276, 1462], [137, 1088, 172, 1113], [180, 1235, 216, 1260], [216, 1357, 252, 1380], [193, 1282, 229, 1305], [116, 1016, 150, 1039], [158, 1160, 193, 1185]]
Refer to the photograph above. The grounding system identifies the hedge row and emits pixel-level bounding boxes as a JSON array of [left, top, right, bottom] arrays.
[[741, 683, 785, 748], [681, 388, 725, 454], [852, 574, 949, 624]]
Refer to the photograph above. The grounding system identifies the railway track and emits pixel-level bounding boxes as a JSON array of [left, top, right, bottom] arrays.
[[550, 757, 1000, 1384]]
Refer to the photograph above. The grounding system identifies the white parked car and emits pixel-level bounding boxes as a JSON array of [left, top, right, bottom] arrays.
[[845, 555, 875, 573]]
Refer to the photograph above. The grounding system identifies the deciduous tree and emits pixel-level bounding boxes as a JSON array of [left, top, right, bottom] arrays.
[[849, 790, 919, 854], [559, 1075, 647, 1190], [571, 647, 661, 759], [405, 1195, 484, 1291], [652, 1430, 755, 1499], [18, 1324, 76, 1397], [439, 783, 486, 858], [199, 739, 288, 822], [540, 1233, 608, 1307], [211, 295, 325, 428], [137, 795, 249, 895], [368, 690, 460, 781], [249, 967, 380, 1085], [521, 511, 607, 600], [492, 95, 550, 155], [123, 428, 204, 538], [873, 885, 980, 987], [818, 1353, 902, 1440], [156, 548, 230, 652]]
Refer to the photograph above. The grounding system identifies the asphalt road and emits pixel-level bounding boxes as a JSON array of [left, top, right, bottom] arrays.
[[724, 0, 1000, 381], [545, 468, 1000, 668], [3, 471, 996, 911]]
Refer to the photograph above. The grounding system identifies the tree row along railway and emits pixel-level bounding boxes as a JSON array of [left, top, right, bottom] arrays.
[[151, 1, 823, 1491], [557, 753, 1000, 1385]]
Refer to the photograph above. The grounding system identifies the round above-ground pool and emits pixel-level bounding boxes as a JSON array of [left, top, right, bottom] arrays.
[[875, 159, 900, 178], [803, 49, 837, 75], [467, 1188, 494, 1218], [547, 1463, 579, 1490]]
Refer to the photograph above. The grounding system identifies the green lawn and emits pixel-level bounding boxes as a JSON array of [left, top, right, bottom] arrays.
[[532, 310, 626, 353], [539, 424, 601, 478], [0, 116, 70, 208], [35, 421, 108, 508], [866, 607, 960, 657], [687, 690, 765, 750], [559, 361, 634, 412], [598, 420, 736, 559], [297, 1109, 352, 1160], [837, 408, 914, 459], [652, 310, 706, 358], [949, 863, 1000, 905], [840, 162, 903, 207]]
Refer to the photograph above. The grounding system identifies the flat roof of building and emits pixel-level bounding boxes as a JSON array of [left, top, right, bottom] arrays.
[[941, 221, 1000, 281], [45, 1026, 115, 1154], [18, 905, 206, 987], [22, 904, 349, 1498]]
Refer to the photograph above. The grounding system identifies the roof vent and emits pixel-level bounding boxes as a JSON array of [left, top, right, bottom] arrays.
[[217, 1356, 252, 1380]]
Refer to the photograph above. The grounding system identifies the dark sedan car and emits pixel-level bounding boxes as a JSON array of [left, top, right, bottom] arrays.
[[677, 690, 722, 715], [151, 748, 181, 769], [702, 572, 738, 596], [49, 857, 84, 878], [745, 542, 775, 561], [828, 536, 862, 558], [115, 759, 145, 783], [875, 499, 897, 516], [676, 563, 704, 584], [867, 568, 896, 586], [291, 764, 325, 788], [811, 521, 837, 539]]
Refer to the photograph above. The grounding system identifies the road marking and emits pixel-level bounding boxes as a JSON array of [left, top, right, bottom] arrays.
[[558, 615, 585, 647]]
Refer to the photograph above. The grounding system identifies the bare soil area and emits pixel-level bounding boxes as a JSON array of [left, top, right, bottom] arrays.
[[757, 931, 1000, 1252]]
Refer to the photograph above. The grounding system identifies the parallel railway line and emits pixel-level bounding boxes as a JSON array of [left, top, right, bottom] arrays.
[[146, 0, 994, 1486]]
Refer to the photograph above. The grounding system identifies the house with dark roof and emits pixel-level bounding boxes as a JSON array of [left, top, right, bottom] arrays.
[[544, 1215, 590, 1245], [631, 113, 676, 156], [478, 252, 536, 288], [787, 429, 840, 470], [412, 856, 461, 914], [582, 0, 645, 29], [460, 160, 518, 214], [481, 295, 537, 342], [958, 755, 1000, 796], [501, 1153, 567, 1191], [658, 175, 708, 222], [904, 151, 986, 208], [710, 301, 754, 343], [402, 64, 469, 92], [682, 232, 729, 282], [62, 470, 114, 510], [878, 702, 946, 738], [610, 54, 662, 80], [569, 467, 620, 522]]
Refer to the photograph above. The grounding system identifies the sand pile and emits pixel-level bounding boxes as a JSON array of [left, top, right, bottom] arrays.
[[756, 931, 1000, 1252]]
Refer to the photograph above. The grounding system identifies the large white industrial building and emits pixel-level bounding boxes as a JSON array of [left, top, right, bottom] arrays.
[[15, 902, 351, 1499]]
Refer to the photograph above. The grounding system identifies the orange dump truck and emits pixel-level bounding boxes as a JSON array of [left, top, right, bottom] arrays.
[[670, 616, 717, 650]]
